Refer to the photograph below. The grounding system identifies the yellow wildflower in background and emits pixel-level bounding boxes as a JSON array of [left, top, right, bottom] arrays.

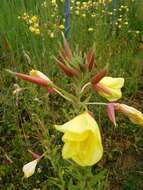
[[55, 112, 103, 166], [98, 77, 124, 101], [35, 28, 40, 35], [29, 26, 40, 35], [31, 16, 38, 23], [88, 28, 94, 32], [59, 25, 65, 30], [29, 26, 35, 33], [49, 32, 55, 38]]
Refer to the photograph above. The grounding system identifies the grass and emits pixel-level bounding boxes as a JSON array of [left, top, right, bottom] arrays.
[[0, 0, 143, 189]]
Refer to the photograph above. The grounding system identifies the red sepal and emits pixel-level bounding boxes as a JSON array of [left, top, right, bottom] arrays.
[[107, 103, 116, 126], [91, 68, 108, 85]]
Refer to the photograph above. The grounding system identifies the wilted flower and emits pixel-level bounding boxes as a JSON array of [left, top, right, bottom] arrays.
[[55, 112, 103, 166], [13, 84, 23, 95], [115, 104, 143, 126], [23, 159, 39, 178], [96, 77, 124, 101]]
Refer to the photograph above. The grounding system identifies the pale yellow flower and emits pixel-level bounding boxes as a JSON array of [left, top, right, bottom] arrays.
[[51, 0, 56, 5], [88, 28, 94, 32], [55, 112, 103, 166], [50, 32, 55, 38], [23, 159, 39, 178], [31, 16, 38, 23], [59, 25, 65, 30], [98, 77, 124, 101], [115, 104, 143, 126], [35, 28, 40, 35], [29, 26, 35, 33], [75, 10, 80, 15]]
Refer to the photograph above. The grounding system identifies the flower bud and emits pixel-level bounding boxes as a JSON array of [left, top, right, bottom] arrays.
[[85, 49, 96, 72], [30, 70, 51, 83], [115, 104, 143, 126], [15, 72, 49, 87], [91, 68, 108, 85], [55, 57, 80, 77], [23, 159, 39, 178]]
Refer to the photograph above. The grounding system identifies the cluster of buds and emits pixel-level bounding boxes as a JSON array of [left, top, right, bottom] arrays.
[[7, 34, 143, 177]]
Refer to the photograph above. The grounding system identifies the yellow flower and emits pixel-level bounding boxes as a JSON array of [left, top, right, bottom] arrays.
[[49, 32, 55, 38], [59, 25, 65, 30], [29, 26, 35, 33], [91, 14, 96, 18], [82, 13, 86, 17], [23, 159, 39, 178], [35, 28, 40, 35], [97, 77, 124, 101], [88, 28, 94, 32], [55, 112, 103, 166], [115, 104, 143, 126], [51, 0, 56, 5], [31, 16, 38, 23], [75, 10, 80, 15]]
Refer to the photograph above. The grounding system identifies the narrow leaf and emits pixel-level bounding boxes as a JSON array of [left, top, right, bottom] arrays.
[[62, 32, 72, 60]]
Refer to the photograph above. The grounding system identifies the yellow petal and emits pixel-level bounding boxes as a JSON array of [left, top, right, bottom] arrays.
[[100, 77, 124, 88], [98, 77, 124, 101], [22, 159, 38, 178], [55, 112, 103, 166]]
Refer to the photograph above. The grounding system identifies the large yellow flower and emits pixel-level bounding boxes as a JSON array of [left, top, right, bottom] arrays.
[[55, 112, 103, 166], [115, 104, 143, 126], [97, 77, 124, 101]]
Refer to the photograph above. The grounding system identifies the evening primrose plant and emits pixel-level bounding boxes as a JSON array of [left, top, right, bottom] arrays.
[[7, 35, 143, 178]]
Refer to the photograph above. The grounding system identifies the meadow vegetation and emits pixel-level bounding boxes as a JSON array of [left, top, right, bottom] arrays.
[[0, 0, 143, 189]]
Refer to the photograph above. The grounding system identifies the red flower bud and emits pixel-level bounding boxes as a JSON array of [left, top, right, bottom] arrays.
[[62, 32, 72, 60], [15, 72, 49, 87], [85, 49, 96, 72], [55, 57, 80, 77]]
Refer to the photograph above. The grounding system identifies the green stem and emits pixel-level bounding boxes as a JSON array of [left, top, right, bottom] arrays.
[[86, 102, 107, 105], [80, 82, 91, 94]]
